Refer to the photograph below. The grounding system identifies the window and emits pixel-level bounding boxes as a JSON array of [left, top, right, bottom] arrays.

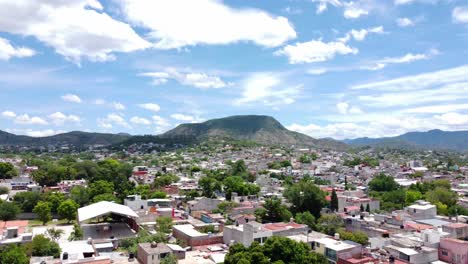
[[441, 250, 448, 256]]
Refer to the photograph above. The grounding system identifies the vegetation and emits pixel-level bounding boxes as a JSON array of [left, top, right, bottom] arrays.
[[284, 178, 326, 218], [225, 236, 328, 264], [254, 198, 292, 223], [0, 201, 21, 221]]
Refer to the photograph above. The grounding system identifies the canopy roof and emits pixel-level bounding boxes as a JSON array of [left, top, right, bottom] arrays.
[[78, 201, 138, 223]]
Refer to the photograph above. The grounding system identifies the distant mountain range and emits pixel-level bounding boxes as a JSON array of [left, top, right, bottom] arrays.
[[0, 130, 131, 147], [344, 129, 468, 151], [0, 115, 346, 150]]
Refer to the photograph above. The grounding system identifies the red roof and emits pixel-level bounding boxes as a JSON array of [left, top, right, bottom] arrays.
[[0, 220, 29, 234]]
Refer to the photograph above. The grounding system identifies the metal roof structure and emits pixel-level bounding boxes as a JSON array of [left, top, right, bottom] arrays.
[[77, 201, 138, 223]]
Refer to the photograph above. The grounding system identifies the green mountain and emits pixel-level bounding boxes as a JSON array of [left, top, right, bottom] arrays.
[[160, 115, 346, 149], [344, 129, 468, 151], [0, 130, 131, 147]]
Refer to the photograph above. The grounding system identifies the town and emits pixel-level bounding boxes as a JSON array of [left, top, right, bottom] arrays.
[[0, 138, 467, 264]]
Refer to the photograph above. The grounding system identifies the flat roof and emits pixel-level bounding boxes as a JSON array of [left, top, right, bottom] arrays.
[[314, 237, 357, 251], [78, 201, 138, 222], [173, 224, 206, 237]]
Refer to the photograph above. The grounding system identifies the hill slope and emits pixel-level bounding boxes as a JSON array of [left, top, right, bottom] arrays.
[[161, 115, 346, 149], [0, 131, 131, 146], [345, 129, 468, 151]]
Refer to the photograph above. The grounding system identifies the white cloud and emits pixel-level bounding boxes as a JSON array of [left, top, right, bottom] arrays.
[[6, 128, 65, 137], [402, 104, 468, 114], [0, 37, 35, 60], [14, 114, 48, 125], [312, 0, 343, 14], [61, 94, 82, 103], [336, 102, 364, 114], [152, 115, 171, 127], [139, 103, 161, 112], [396, 17, 415, 27], [170, 113, 196, 122], [394, 0, 414, 5], [141, 69, 231, 89], [0, 0, 150, 64], [234, 73, 301, 106], [453, 6, 468, 24], [130, 116, 151, 125], [93, 99, 125, 110], [362, 50, 437, 70], [338, 26, 384, 42], [275, 40, 358, 64], [343, 2, 369, 19], [48, 112, 81, 125], [1, 110, 16, 118], [152, 115, 172, 133], [112, 102, 126, 110], [352, 64, 468, 91], [119, 0, 296, 49], [97, 113, 130, 129], [434, 112, 468, 126]]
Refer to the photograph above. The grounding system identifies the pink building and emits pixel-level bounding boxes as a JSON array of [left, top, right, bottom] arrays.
[[438, 238, 468, 264]]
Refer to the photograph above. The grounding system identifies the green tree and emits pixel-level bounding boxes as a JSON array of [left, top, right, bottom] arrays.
[[33, 201, 52, 225], [69, 224, 83, 241], [156, 216, 173, 234], [29, 235, 61, 258], [13, 191, 41, 212], [317, 214, 344, 235], [295, 211, 316, 230], [256, 198, 292, 223], [338, 228, 368, 245], [0, 162, 18, 179], [426, 187, 458, 208], [199, 177, 220, 198], [360, 204, 365, 212], [368, 173, 399, 192], [0, 202, 20, 221], [44, 192, 65, 213], [330, 189, 338, 212], [58, 199, 79, 223], [92, 193, 119, 203], [88, 180, 114, 199], [0, 245, 29, 264], [284, 179, 326, 218], [405, 190, 423, 205], [160, 254, 178, 264], [0, 186, 10, 195], [365, 203, 370, 213], [46, 228, 64, 242], [70, 185, 89, 206]]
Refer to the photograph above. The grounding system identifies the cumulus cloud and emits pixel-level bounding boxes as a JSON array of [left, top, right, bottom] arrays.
[[112, 102, 126, 110], [234, 73, 301, 106], [0, 0, 150, 64], [48, 112, 81, 125], [139, 103, 161, 112], [275, 40, 358, 64], [14, 114, 48, 125], [141, 69, 231, 89], [61, 94, 82, 103], [311, 0, 372, 19], [6, 129, 65, 137], [453, 6, 468, 24], [119, 0, 296, 49], [1, 110, 16, 118], [336, 102, 363, 114], [0, 37, 35, 60], [97, 113, 130, 129], [396, 17, 415, 27], [130, 116, 151, 125], [338, 26, 384, 42], [152, 115, 172, 133]]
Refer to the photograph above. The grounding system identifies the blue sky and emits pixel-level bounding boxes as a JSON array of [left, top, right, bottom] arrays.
[[1, 0, 468, 139]]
